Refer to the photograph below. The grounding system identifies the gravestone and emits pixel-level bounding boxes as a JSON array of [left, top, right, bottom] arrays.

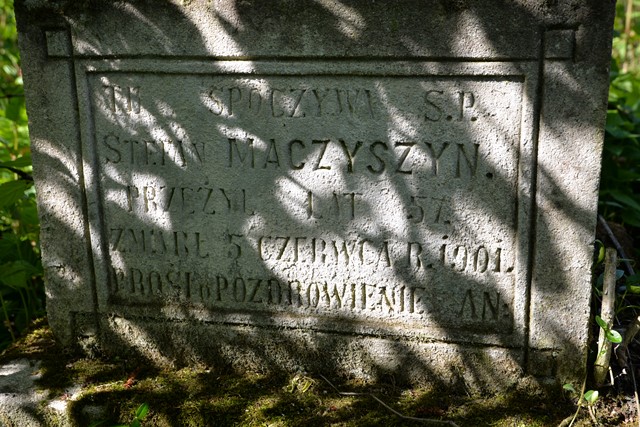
[[16, 0, 614, 391]]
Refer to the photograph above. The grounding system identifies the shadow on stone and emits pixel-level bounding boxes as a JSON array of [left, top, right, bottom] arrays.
[[14, 0, 614, 416]]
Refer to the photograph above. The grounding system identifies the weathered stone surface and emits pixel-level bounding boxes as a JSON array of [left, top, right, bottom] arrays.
[[0, 358, 88, 426], [0, 360, 43, 426], [16, 0, 615, 391]]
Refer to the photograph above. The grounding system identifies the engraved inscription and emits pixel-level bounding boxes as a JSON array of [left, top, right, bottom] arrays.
[[106, 227, 513, 275], [104, 85, 140, 114], [458, 289, 512, 323], [92, 73, 523, 336], [305, 191, 362, 220], [225, 137, 480, 177], [102, 134, 204, 167], [123, 184, 253, 216], [108, 264, 514, 333], [424, 90, 477, 122], [205, 86, 376, 119], [109, 228, 210, 258], [110, 267, 431, 317]]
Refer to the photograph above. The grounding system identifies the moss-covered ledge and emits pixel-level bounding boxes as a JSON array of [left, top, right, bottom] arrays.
[[0, 318, 592, 426]]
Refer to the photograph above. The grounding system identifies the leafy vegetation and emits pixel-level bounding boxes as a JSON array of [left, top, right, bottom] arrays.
[[601, 0, 640, 233], [0, 0, 44, 352], [598, 0, 640, 375], [89, 402, 150, 427]]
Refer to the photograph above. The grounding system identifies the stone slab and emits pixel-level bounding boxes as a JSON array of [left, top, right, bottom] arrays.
[[16, 0, 615, 391], [0, 358, 93, 426]]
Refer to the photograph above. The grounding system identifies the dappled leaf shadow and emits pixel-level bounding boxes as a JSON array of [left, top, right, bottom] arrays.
[[15, 0, 614, 412]]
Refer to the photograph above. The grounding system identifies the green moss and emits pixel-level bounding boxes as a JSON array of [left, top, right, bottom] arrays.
[[0, 320, 593, 426], [0, 317, 55, 361]]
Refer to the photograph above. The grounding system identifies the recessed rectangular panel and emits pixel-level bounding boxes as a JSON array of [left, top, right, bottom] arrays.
[[89, 72, 523, 338]]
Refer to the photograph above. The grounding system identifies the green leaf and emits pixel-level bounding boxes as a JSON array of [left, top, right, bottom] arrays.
[[0, 155, 31, 168], [599, 200, 625, 210], [563, 383, 576, 393], [628, 285, 640, 294], [610, 190, 640, 212], [584, 390, 599, 405], [0, 180, 31, 209], [621, 210, 640, 227], [595, 315, 608, 330], [130, 419, 141, 427], [0, 261, 29, 288], [606, 329, 623, 343], [5, 96, 24, 123], [135, 403, 149, 419], [596, 241, 605, 265], [627, 274, 640, 286]]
